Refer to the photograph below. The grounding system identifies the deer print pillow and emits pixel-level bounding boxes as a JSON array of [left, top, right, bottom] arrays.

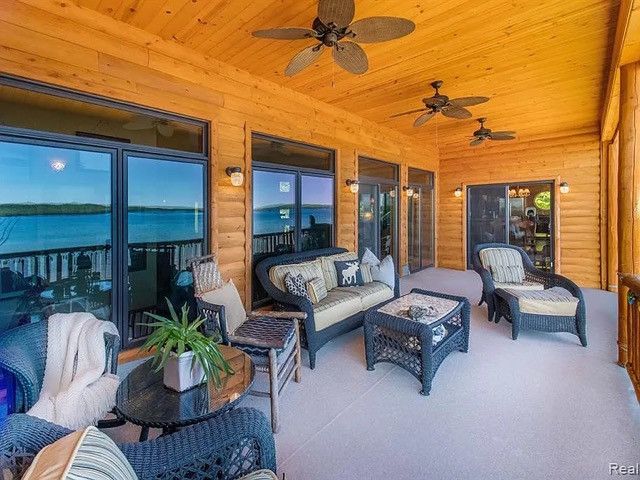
[[334, 260, 364, 287]]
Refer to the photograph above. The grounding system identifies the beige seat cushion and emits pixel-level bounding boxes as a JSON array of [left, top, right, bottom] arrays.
[[335, 281, 394, 310], [319, 252, 358, 290], [24, 426, 138, 480], [200, 280, 247, 334], [479, 247, 525, 283], [268, 259, 324, 293], [504, 286, 579, 316], [238, 471, 278, 480], [313, 290, 362, 331], [494, 280, 544, 291]]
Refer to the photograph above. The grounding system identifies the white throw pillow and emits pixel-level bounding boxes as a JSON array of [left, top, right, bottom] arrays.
[[200, 280, 246, 334], [370, 255, 395, 290], [361, 248, 380, 266]]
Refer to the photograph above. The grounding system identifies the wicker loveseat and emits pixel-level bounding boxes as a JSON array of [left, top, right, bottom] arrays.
[[256, 247, 400, 369], [472, 243, 586, 346]]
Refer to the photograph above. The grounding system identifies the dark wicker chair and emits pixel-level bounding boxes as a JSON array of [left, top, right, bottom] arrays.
[[0, 407, 276, 480], [0, 319, 119, 415], [472, 243, 586, 345], [255, 247, 400, 369]]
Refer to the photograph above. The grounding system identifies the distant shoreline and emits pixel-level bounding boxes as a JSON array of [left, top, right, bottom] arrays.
[[0, 204, 203, 216]]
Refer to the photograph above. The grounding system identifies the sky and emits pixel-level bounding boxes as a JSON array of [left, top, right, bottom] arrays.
[[253, 170, 333, 208], [0, 142, 203, 208]]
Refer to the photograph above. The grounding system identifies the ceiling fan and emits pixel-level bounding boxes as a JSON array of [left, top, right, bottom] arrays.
[[123, 118, 175, 137], [470, 118, 516, 146], [390, 80, 490, 127], [252, 0, 415, 76]]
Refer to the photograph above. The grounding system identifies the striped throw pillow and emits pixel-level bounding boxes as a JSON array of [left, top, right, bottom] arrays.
[[306, 277, 328, 304], [24, 426, 137, 480]]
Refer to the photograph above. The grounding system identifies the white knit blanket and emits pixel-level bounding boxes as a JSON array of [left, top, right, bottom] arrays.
[[28, 313, 120, 430]]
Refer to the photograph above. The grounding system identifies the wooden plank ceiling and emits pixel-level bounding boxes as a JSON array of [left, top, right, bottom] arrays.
[[75, 0, 619, 148]]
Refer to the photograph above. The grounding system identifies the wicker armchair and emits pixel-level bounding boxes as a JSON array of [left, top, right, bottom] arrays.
[[0, 319, 119, 414], [0, 407, 276, 480], [472, 243, 586, 345]]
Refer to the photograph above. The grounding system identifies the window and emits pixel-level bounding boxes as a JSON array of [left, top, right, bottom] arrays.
[[0, 77, 208, 348], [252, 134, 335, 306]]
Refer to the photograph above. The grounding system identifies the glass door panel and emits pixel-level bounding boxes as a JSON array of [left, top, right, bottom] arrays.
[[407, 189, 421, 272], [126, 155, 205, 345], [301, 174, 334, 251], [467, 185, 507, 268], [0, 141, 113, 332], [421, 186, 435, 268], [508, 183, 553, 271], [358, 184, 378, 258], [252, 169, 297, 305], [379, 185, 397, 259]]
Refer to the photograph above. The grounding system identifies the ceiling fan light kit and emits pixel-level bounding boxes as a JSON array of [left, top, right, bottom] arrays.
[[252, 0, 415, 76]]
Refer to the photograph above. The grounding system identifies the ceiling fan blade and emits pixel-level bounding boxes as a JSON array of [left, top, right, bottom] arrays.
[[441, 106, 472, 119], [490, 133, 516, 140], [448, 96, 490, 108], [390, 108, 427, 118], [157, 123, 175, 138], [349, 17, 416, 43], [491, 131, 516, 136], [470, 138, 485, 146], [333, 41, 368, 74], [285, 45, 325, 76], [252, 27, 317, 40], [318, 0, 355, 28], [123, 118, 154, 130], [414, 111, 436, 127]]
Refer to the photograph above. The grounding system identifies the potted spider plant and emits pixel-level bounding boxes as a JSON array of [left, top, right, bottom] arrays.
[[141, 299, 234, 392]]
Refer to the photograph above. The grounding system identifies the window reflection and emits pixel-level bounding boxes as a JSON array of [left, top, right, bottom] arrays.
[[0, 141, 112, 333]]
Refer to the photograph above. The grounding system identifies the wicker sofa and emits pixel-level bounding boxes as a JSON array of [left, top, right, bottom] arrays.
[[256, 247, 400, 369]]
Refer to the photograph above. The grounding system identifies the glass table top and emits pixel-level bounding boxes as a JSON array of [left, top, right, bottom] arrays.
[[115, 344, 254, 428]]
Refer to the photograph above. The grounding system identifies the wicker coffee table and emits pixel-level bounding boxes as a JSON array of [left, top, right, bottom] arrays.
[[364, 288, 470, 395]]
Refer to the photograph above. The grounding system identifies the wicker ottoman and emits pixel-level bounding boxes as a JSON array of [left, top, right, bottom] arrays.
[[363, 288, 471, 395]]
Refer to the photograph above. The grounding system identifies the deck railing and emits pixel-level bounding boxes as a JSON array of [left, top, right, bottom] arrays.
[[619, 274, 640, 401], [0, 239, 202, 286]]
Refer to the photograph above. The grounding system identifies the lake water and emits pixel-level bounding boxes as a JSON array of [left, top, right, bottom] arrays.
[[0, 206, 333, 254], [0, 210, 205, 254]]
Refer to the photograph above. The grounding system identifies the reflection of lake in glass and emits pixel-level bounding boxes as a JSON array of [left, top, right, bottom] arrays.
[[0, 210, 204, 254]]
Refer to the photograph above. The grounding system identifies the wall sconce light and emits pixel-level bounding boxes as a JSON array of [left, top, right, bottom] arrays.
[[346, 179, 359, 194], [403, 186, 415, 197], [454, 187, 463, 198], [226, 166, 244, 187], [559, 181, 570, 194]]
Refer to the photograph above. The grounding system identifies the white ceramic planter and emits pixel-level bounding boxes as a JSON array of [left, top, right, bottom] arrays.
[[163, 350, 206, 392]]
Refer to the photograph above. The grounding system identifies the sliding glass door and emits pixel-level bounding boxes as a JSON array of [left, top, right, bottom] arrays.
[[357, 157, 399, 261], [126, 155, 205, 345], [467, 182, 554, 271], [407, 168, 435, 273]]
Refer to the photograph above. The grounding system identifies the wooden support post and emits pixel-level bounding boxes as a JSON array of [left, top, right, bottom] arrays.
[[618, 61, 640, 366], [608, 136, 619, 292]]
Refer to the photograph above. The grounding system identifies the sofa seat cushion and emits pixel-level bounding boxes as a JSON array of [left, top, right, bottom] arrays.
[[504, 286, 579, 316], [494, 280, 544, 291], [479, 247, 525, 283], [335, 282, 394, 310], [313, 290, 363, 331], [269, 259, 324, 293]]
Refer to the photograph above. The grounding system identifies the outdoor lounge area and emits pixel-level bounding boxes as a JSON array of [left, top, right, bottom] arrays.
[[0, 0, 640, 479]]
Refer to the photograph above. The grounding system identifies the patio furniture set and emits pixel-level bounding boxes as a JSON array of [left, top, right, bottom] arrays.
[[0, 242, 585, 478]]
